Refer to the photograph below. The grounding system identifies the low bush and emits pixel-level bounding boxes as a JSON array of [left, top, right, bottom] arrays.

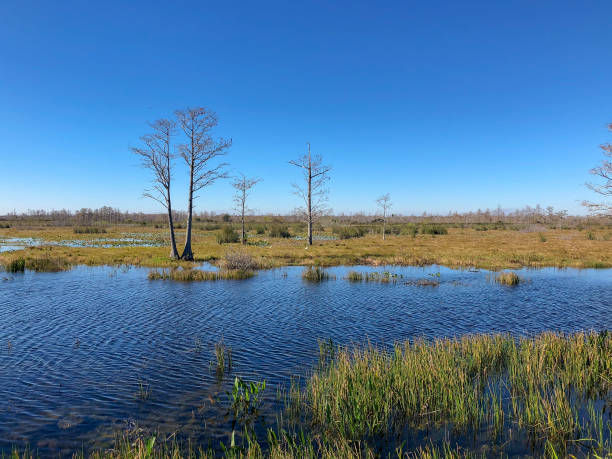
[[332, 226, 367, 240], [222, 250, 259, 271], [420, 223, 448, 235], [269, 224, 291, 238], [217, 226, 240, 244]]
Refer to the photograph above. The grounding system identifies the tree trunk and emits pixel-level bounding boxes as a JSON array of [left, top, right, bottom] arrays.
[[307, 147, 313, 246], [241, 201, 246, 245], [182, 162, 195, 260], [167, 202, 179, 258], [382, 215, 386, 241]]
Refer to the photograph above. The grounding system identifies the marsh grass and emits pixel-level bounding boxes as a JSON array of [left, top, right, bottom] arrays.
[[307, 331, 611, 455], [345, 271, 403, 283], [302, 266, 334, 282], [148, 268, 254, 281], [495, 271, 521, 285], [2, 226, 611, 270], [217, 226, 240, 244], [5, 257, 25, 272], [214, 338, 233, 377]]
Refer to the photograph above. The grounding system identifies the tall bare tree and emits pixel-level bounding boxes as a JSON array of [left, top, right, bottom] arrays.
[[131, 119, 179, 258], [376, 193, 392, 240], [583, 122, 612, 215], [176, 107, 231, 260], [289, 143, 331, 246], [232, 174, 262, 244]]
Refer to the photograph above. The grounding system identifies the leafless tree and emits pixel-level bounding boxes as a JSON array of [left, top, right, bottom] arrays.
[[131, 119, 180, 258], [583, 122, 612, 215], [376, 193, 392, 240], [289, 143, 331, 245], [176, 107, 231, 260], [232, 174, 262, 244]]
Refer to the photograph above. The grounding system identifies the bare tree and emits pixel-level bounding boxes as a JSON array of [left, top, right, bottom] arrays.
[[176, 107, 231, 260], [583, 122, 612, 215], [289, 143, 331, 245], [376, 193, 392, 240], [131, 119, 179, 258], [232, 173, 262, 244]]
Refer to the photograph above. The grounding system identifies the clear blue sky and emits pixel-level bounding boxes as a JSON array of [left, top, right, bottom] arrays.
[[1, 0, 611, 215]]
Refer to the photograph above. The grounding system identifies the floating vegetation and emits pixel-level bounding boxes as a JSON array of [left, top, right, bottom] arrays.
[[405, 278, 440, 287], [495, 271, 521, 285], [302, 266, 334, 282], [147, 268, 254, 281]]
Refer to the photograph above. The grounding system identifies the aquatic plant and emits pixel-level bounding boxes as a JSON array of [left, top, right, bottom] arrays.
[[345, 271, 363, 282], [214, 338, 233, 376], [302, 266, 334, 282], [495, 271, 520, 285], [226, 376, 266, 447]]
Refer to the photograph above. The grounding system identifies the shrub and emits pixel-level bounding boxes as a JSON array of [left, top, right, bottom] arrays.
[[222, 251, 259, 271], [421, 224, 448, 235], [255, 225, 266, 235], [269, 224, 291, 238], [222, 213, 232, 222], [332, 226, 367, 240], [400, 225, 419, 237], [217, 226, 240, 244], [5, 257, 25, 273]]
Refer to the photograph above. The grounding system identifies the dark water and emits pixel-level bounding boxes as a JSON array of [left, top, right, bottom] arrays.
[[0, 265, 610, 455]]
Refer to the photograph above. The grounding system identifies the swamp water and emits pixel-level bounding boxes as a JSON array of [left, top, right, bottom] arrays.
[[0, 265, 610, 456]]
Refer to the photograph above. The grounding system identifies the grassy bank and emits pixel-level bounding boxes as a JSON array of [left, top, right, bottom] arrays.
[[1, 225, 611, 271]]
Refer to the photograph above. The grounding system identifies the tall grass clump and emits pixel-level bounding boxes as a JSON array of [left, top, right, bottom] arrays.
[[73, 226, 107, 234], [269, 224, 291, 238], [495, 271, 520, 285], [23, 255, 70, 272], [4, 257, 25, 273], [217, 226, 240, 244], [302, 266, 334, 282], [345, 271, 363, 282], [148, 268, 254, 281]]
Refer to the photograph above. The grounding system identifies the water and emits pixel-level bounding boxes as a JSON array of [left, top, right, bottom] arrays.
[[0, 236, 162, 251], [0, 265, 610, 455]]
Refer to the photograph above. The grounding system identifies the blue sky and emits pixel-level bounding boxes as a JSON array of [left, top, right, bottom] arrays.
[[1, 0, 611, 215]]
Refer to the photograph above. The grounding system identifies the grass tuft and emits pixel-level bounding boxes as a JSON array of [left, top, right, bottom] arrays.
[[148, 268, 254, 281], [495, 271, 521, 285], [302, 266, 334, 282]]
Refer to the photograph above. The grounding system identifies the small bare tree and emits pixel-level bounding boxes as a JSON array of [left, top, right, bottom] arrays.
[[289, 143, 331, 245], [583, 122, 612, 215], [131, 119, 179, 258], [176, 107, 231, 260], [376, 193, 392, 240], [232, 173, 262, 244]]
